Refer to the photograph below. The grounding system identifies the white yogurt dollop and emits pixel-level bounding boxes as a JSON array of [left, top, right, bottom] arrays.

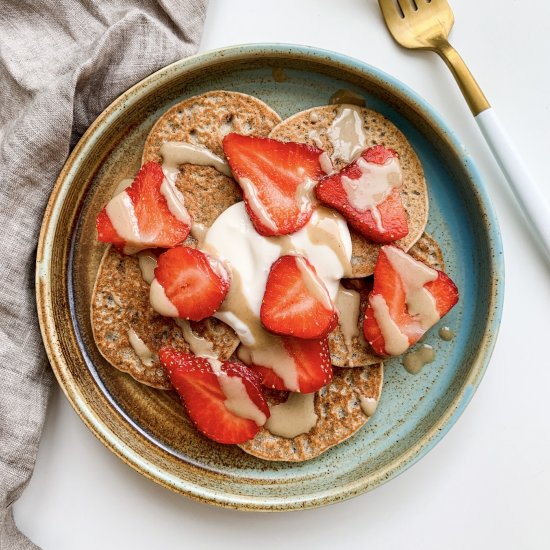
[[203, 202, 352, 347]]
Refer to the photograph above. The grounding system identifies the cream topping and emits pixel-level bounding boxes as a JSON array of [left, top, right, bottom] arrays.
[[238, 177, 278, 232], [359, 395, 378, 417], [305, 207, 353, 277], [175, 319, 216, 359], [205, 202, 351, 347], [112, 177, 134, 197], [438, 326, 455, 341], [327, 104, 368, 163], [137, 251, 157, 284], [295, 256, 333, 311], [105, 191, 140, 245], [238, 336, 299, 392], [213, 270, 263, 347], [319, 152, 335, 175], [206, 358, 223, 374], [370, 293, 409, 356], [160, 141, 232, 177], [341, 156, 402, 233], [309, 111, 320, 123], [190, 222, 208, 245], [335, 286, 361, 349], [106, 165, 191, 252], [203, 202, 351, 387], [206, 358, 266, 426], [149, 279, 179, 317], [294, 176, 318, 214], [159, 176, 192, 225], [127, 329, 157, 367], [308, 129, 324, 148], [384, 246, 440, 329], [205, 253, 230, 282], [403, 344, 435, 374], [264, 392, 318, 438]]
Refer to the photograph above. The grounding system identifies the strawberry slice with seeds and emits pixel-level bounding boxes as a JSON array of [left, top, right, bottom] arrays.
[[96, 162, 191, 252], [261, 255, 338, 339], [160, 348, 269, 444], [153, 247, 230, 320], [363, 245, 458, 356], [96, 209, 125, 248], [315, 145, 408, 243], [223, 133, 324, 236], [243, 336, 333, 393]]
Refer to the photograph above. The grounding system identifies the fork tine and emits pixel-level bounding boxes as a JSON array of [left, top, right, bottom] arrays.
[[397, 0, 417, 17], [378, 0, 420, 22], [378, 0, 403, 22]]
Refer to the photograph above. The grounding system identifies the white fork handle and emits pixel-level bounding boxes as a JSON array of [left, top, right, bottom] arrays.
[[475, 108, 550, 260]]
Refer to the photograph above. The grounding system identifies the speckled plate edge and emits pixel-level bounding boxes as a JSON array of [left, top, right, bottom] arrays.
[[36, 43, 504, 511]]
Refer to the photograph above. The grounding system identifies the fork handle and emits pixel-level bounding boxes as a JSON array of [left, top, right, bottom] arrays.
[[436, 42, 489, 116], [475, 108, 550, 259], [437, 42, 550, 259]]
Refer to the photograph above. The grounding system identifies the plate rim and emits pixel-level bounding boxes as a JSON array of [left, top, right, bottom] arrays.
[[36, 43, 505, 511]]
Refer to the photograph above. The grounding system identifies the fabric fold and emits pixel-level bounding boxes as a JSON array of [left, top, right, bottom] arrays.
[[0, 1, 209, 548]]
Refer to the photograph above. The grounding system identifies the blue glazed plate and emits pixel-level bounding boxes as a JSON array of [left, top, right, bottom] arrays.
[[36, 44, 504, 510]]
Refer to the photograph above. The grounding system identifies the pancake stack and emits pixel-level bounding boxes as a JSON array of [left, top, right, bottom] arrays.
[[91, 90, 441, 461]]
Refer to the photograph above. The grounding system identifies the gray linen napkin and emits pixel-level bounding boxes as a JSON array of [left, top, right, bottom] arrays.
[[0, 1, 208, 547]]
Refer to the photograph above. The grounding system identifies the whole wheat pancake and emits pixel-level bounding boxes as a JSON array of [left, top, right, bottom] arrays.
[[91, 247, 240, 389], [329, 290, 378, 368], [93, 91, 281, 387], [329, 232, 446, 367], [142, 90, 282, 232], [269, 105, 429, 277], [92, 93, 435, 460], [240, 233, 444, 462], [408, 231, 445, 271], [239, 363, 383, 462]]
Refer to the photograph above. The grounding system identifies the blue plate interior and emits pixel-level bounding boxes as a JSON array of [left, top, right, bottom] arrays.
[[65, 45, 503, 505]]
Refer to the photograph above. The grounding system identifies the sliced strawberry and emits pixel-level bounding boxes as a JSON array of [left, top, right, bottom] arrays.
[[255, 367, 285, 391], [425, 273, 461, 317], [244, 336, 332, 393], [96, 209, 125, 248], [363, 245, 458, 356], [261, 255, 338, 339], [96, 162, 191, 252], [315, 145, 408, 243], [159, 349, 269, 444], [222, 133, 324, 236], [154, 247, 229, 320]]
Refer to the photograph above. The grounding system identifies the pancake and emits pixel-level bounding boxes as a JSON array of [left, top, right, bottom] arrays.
[[142, 90, 282, 234], [92, 91, 281, 387], [408, 231, 445, 271], [329, 289, 378, 368], [91, 247, 240, 389], [269, 105, 429, 277], [240, 233, 444, 462], [238, 363, 383, 462], [329, 232, 446, 367], [92, 93, 435, 460]]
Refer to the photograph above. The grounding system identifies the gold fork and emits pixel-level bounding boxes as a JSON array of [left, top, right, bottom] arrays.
[[378, 0, 550, 260]]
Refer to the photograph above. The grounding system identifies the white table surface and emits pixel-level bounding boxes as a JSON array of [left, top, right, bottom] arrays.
[[14, 1, 550, 548]]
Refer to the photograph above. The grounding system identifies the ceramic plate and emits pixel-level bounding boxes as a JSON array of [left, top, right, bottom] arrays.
[[36, 44, 504, 510]]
